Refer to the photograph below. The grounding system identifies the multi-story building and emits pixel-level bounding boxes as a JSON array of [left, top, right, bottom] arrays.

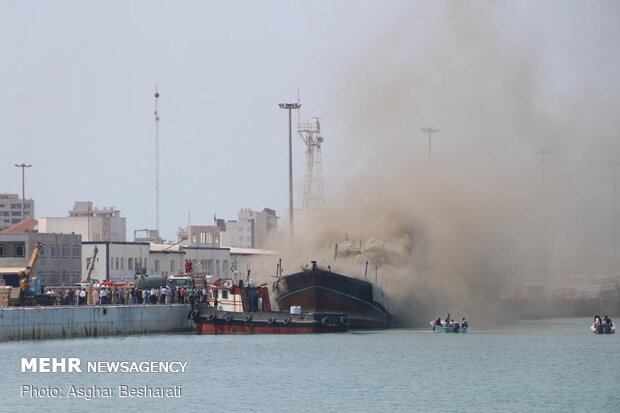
[[220, 208, 278, 249], [38, 201, 126, 242], [177, 225, 221, 248], [0, 232, 82, 286], [0, 194, 34, 229]]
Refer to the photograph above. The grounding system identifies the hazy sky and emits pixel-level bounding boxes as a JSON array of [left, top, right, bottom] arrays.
[[1, 0, 619, 251]]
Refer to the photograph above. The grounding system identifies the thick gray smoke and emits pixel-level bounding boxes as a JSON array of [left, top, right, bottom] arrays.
[[267, 2, 620, 326]]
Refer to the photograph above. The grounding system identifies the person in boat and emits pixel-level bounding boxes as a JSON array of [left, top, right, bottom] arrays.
[[594, 315, 602, 325], [603, 315, 612, 325], [435, 317, 442, 327], [461, 317, 469, 328]]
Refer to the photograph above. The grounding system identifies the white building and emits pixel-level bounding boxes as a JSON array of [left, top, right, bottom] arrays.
[[0, 193, 34, 229], [82, 242, 232, 282], [39, 201, 126, 242], [177, 225, 221, 248], [221, 208, 278, 249], [82, 242, 150, 283], [183, 246, 231, 278]]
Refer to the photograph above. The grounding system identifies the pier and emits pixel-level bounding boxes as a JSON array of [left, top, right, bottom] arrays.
[[0, 304, 193, 341]]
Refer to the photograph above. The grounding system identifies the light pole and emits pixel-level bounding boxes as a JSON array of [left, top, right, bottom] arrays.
[[535, 150, 551, 284], [279, 102, 301, 239], [420, 127, 440, 166], [611, 162, 619, 277], [14, 163, 32, 222]]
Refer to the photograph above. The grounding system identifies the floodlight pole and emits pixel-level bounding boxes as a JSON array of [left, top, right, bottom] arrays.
[[14, 163, 32, 221], [279, 102, 301, 239]]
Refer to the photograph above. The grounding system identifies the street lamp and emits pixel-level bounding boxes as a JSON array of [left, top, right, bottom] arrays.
[[279, 102, 301, 239], [14, 163, 32, 222], [535, 149, 551, 284], [611, 161, 620, 277], [420, 127, 440, 164]]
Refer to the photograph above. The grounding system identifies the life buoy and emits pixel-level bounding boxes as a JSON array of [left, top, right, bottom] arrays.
[[321, 317, 330, 326], [244, 315, 252, 322], [206, 314, 215, 321], [283, 317, 291, 324], [190, 310, 198, 320], [226, 315, 233, 322]]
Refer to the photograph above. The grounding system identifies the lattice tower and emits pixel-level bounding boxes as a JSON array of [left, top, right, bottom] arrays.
[[298, 117, 325, 209]]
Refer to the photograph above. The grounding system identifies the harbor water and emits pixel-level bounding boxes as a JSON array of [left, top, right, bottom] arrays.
[[1, 318, 618, 412]]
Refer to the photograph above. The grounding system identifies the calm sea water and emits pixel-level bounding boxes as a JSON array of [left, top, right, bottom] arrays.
[[0, 318, 618, 413]]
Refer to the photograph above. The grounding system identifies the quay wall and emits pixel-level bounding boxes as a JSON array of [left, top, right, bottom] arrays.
[[0, 304, 194, 341]]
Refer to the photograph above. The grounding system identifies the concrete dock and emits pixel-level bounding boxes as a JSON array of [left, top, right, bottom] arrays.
[[0, 304, 194, 341]]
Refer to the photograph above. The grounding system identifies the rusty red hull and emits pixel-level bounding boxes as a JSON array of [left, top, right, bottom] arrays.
[[196, 323, 346, 334], [193, 304, 348, 335]]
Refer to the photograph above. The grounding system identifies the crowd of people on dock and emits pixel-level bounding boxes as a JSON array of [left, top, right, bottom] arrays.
[[42, 286, 208, 306]]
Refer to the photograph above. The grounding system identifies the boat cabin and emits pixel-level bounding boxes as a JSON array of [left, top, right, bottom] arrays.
[[208, 278, 272, 313]]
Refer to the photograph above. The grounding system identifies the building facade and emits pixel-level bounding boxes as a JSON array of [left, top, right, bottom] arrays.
[[82, 242, 150, 283], [0, 194, 34, 229], [39, 201, 126, 242], [220, 208, 278, 249], [0, 232, 81, 286]]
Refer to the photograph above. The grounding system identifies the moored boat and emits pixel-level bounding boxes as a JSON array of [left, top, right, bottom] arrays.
[[192, 278, 348, 334], [273, 261, 391, 329]]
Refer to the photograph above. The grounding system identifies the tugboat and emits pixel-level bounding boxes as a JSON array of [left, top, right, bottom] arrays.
[[192, 277, 348, 334]]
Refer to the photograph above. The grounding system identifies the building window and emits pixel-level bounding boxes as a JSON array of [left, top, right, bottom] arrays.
[[155, 260, 160, 272], [110, 257, 114, 269], [0, 244, 4, 257], [11, 211, 21, 216], [121, 257, 124, 270], [115, 257, 119, 270], [40, 244, 47, 257], [11, 203, 20, 209], [128, 258, 134, 271], [222, 290, 229, 300], [170, 260, 175, 272], [15, 244, 25, 257], [72, 245, 80, 258], [62, 245, 70, 258], [51, 245, 59, 258]]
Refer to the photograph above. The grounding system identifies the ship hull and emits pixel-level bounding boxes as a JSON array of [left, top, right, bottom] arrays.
[[273, 268, 391, 329], [193, 305, 348, 334]]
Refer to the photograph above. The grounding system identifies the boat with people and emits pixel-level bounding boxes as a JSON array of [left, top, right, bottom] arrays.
[[591, 315, 615, 334], [273, 260, 392, 329], [191, 277, 348, 334], [430, 314, 469, 333]]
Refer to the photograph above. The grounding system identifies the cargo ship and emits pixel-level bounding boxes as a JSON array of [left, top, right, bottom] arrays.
[[192, 278, 347, 334], [273, 261, 392, 329]]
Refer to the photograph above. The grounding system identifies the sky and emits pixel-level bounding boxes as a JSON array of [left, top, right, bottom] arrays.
[[1, 1, 620, 302], [0, 0, 406, 240]]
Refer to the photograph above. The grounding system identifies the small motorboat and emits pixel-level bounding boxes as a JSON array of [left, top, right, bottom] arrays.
[[430, 317, 468, 333], [591, 323, 615, 334]]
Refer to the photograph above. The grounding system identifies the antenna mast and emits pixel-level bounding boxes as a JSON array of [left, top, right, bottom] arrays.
[[298, 116, 325, 209], [154, 83, 161, 233]]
